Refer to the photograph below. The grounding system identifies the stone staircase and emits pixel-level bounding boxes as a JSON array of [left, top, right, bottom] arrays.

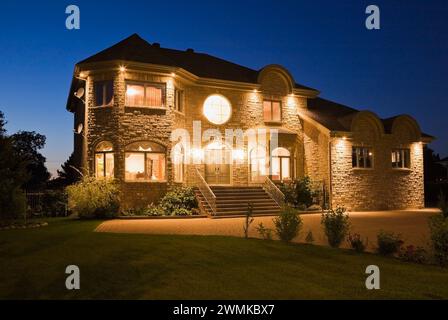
[[195, 186, 281, 217]]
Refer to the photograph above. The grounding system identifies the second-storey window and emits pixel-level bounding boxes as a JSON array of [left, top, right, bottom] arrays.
[[94, 81, 114, 107], [263, 100, 281, 122], [352, 147, 373, 168], [392, 149, 410, 168], [126, 82, 165, 108], [175, 88, 184, 113]]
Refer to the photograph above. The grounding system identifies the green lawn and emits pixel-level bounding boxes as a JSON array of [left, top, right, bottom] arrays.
[[0, 218, 447, 299]]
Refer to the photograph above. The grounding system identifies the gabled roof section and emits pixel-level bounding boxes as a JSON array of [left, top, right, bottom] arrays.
[[303, 97, 434, 140], [77, 33, 315, 90]]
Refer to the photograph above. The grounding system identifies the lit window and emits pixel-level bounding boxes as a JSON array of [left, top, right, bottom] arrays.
[[392, 149, 410, 169], [271, 147, 290, 181], [175, 88, 184, 113], [94, 81, 114, 107], [203, 95, 231, 125], [95, 142, 114, 178], [352, 147, 373, 168], [125, 141, 166, 181], [263, 100, 281, 122], [172, 143, 185, 183], [250, 145, 267, 183], [126, 82, 165, 108]]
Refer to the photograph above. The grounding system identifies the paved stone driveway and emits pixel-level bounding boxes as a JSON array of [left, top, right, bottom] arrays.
[[95, 209, 439, 251]]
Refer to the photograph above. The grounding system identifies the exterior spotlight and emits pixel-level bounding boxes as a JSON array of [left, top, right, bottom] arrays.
[[342, 136, 347, 140], [171, 72, 176, 77], [79, 72, 86, 78], [253, 89, 258, 93], [119, 65, 126, 72]]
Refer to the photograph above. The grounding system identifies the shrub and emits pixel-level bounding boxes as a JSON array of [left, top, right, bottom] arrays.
[[122, 204, 165, 216], [279, 177, 314, 208], [66, 177, 120, 219], [305, 230, 314, 244], [321, 207, 350, 248], [0, 187, 27, 221], [428, 213, 448, 266], [41, 190, 67, 217], [376, 230, 404, 256], [256, 222, 273, 240], [438, 192, 448, 218], [398, 245, 427, 264], [347, 233, 367, 253], [159, 186, 198, 214], [171, 208, 192, 216], [273, 207, 302, 242]]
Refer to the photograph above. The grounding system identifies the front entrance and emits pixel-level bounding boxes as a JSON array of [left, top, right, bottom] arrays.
[[204, 142, 231, 185]]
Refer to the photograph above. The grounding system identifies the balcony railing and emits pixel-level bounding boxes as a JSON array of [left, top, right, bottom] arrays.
[[195, 168, 217, 215], [262, 176, 285, 207]]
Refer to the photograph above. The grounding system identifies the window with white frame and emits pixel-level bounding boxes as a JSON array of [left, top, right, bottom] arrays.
[[94, 81, 114, 107], [95, 141, 114, 178], [172, 143, 185, 183], [392, 148, 410, 168], [125, 141, 166, 182], [125, 82, 165, 108], [352, 147, 373, 168], [271, 147, 290, 181], [203, 94, 231, 125]]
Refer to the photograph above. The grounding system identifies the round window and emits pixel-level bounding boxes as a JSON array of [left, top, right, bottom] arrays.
[[203, 95, 231, 125]]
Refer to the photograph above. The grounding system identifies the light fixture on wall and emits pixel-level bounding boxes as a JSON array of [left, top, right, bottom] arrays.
[[119, 65, 126, 72]]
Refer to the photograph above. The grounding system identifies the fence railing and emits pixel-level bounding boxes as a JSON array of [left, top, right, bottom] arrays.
[[262, 176, 285, 207], [195, 168, 217, 215]]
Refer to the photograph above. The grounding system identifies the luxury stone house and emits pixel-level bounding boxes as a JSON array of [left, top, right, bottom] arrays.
[[66, 34, 433, 214]]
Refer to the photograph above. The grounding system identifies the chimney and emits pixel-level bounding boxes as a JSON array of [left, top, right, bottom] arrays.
[[152, 43, 160, 48], [186, 48, 194, 53]]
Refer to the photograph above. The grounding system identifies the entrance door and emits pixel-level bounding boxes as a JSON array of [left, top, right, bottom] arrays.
[[205, 143, 231, 185]]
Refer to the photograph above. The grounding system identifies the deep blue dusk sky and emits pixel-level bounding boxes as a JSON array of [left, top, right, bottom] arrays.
[[1, 0, 447, 175]]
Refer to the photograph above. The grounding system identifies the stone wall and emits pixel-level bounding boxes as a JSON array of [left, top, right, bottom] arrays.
[[329, 116, 424, 210]]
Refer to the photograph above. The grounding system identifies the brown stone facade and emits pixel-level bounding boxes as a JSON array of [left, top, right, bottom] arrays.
[[72, 61, 427, 211]]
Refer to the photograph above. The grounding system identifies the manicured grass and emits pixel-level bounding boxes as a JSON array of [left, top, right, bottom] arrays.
[[0, 218, 447, 299]]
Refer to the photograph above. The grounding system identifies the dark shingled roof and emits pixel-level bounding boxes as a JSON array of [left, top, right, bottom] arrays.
[[77, 34, 315, 90], [304, 97, 433, 138]]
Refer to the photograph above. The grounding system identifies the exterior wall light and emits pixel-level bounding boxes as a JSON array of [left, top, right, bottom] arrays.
[[119, 65, 126, 72]]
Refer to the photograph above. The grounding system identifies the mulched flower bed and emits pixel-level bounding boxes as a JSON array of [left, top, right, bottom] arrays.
[[0, 222, 48, 231]]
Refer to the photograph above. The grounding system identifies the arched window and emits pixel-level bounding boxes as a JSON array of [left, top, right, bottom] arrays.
[[172, 143, 185, 183], [203, 95, 232, 125], [250, 145, 267, 183], [271, 147, 290, 181], [95, 142, 114, 179], [125, 141, 166, 182]]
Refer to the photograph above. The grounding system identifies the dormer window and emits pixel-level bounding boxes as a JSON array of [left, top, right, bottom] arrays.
[[94, 81, 114, 107], [263, 100, 281, 122], [125, 82, 165, 108]]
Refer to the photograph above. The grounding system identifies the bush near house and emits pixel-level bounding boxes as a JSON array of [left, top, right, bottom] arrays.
[[347, 233, 368, 253], [159, 186, 198, 215], [321, 207, 350, 248], [279, 177, 314, 210], [428, 212, 448, 267], [398, 245, 427, 264], [273, 206, 302, 242], [376, 230, 404, 256], [66, 177, 120, 219], [123, 187, 199, 217]]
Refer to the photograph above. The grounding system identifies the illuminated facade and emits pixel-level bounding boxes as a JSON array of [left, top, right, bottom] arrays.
[[67, 34, 433, 210]]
